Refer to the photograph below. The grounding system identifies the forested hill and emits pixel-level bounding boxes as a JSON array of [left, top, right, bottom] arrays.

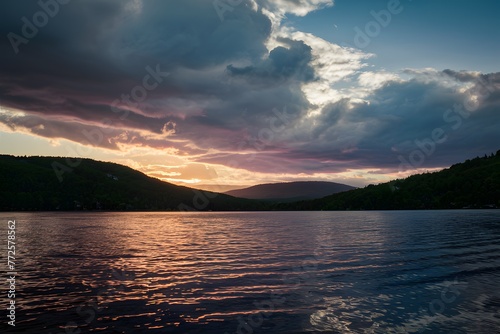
[[225, 181, 355, 202], [0, 155, 266, 211], [276, 151, 500, 211], [2, 152, 499, 212]]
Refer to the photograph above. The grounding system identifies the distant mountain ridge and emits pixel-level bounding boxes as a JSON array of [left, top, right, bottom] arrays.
[[224, 181, 356, 202]]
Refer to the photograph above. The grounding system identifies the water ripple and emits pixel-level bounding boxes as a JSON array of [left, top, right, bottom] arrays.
[[0, 210, 499, 333]]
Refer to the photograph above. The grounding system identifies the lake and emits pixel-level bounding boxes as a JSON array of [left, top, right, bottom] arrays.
[[1, 211, 499, 333]]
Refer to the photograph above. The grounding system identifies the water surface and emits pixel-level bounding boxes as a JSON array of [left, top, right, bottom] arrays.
[[1, 211, 499, 333]]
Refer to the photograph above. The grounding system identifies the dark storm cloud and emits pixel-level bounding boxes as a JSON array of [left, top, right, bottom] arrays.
[[0, 0, 315, 157], [192, 73, 500, 173], [0, 0, 277, 149], [0, 0, 499, 175], [227, 39, 315, 83], [294, 74, 499, 169]]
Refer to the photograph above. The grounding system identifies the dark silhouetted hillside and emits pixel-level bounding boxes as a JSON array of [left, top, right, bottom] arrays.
[[2, 151, 498, 212], [276, 151, 500, 210], [0, 155, 266, 211]]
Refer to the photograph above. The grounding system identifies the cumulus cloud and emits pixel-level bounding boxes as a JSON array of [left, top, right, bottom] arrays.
[[227, 39, 315, 83], [259, 0, 334, 17], [0, 0, 498, 181]]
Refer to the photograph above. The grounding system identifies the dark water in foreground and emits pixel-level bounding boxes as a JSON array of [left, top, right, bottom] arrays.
[[0, 211, 499, 333]]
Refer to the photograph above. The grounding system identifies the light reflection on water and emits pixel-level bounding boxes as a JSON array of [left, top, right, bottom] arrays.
[[0, 210, 499, 333]]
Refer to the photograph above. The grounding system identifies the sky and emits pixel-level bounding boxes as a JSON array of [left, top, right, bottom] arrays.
[[0, 0, 499, 191]]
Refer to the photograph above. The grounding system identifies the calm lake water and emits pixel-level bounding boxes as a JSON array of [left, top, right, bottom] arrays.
[[1, 211, 499, 333]]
